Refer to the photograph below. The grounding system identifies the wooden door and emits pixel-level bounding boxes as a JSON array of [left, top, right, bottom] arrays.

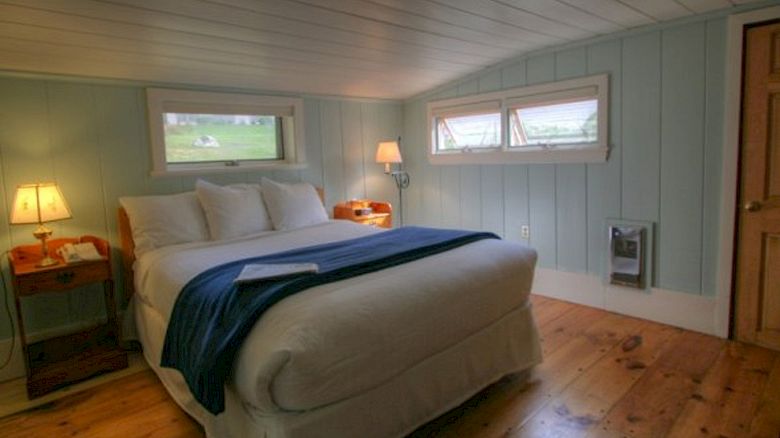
[[735, 21, 780, 351]]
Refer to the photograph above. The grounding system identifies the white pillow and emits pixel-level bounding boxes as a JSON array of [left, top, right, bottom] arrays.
[[119, 192, 209, 258], [195, 179, 273, 240], [261, 178, 328, 230]]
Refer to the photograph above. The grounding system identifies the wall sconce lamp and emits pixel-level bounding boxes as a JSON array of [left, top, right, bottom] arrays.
[[376, 137, 410, 226], [10, 182, 72, 267]]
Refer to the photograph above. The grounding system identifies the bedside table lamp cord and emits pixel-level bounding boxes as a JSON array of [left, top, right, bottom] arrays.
[[0, 252, 15, 370]]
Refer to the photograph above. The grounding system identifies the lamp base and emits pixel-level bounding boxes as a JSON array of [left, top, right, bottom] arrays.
[[32, 223, 58, 268], [36, 256, 60, 268]]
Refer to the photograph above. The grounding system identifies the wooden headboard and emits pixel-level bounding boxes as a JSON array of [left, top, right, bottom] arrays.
[[117, 206, 136, 302], [118, 187, 325, 301]]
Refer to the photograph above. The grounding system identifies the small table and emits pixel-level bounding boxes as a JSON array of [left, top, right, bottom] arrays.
[[8, 236, 128, 399], [333, 200, 393, 228]]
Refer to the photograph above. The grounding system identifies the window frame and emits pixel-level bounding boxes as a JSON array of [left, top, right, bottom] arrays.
[[146, 88, 306, 176], [427, 74, 609, 165]]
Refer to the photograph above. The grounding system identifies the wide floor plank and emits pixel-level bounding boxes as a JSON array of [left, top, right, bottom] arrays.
[[1, 296, 779, 438]]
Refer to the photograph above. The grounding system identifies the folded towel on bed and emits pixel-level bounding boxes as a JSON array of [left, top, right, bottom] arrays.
[[160, 226, 499, 414]]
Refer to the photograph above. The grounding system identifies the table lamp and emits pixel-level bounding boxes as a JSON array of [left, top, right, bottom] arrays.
[[10, 182, 72, 267], [376, 137, 410, 226]]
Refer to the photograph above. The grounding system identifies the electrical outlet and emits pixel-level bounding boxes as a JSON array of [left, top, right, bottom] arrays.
[[521, 225, 530, 239]]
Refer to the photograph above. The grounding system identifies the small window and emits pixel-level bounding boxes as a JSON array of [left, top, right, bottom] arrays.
[[427, 74, 608, 165], [510, 98, 598, 148], [163, 113, 284, 164], [147, 89, 305, 176], [431, 101, 502, 154]]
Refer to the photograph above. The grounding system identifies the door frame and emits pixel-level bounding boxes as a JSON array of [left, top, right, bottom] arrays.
[[717, 5, 780, 338]]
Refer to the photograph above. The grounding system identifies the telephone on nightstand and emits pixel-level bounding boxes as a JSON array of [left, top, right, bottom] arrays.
[[58, 242, 102, 263]]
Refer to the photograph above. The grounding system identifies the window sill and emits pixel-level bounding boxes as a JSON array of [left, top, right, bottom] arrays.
[[428, 147, 609, 165], [150, 161, 307, 177]]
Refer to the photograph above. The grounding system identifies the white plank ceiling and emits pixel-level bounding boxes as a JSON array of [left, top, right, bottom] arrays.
[[0, 0, 762, 99]]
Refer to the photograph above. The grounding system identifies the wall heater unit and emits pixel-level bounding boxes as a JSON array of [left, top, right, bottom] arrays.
[[608, 224, 646, 289]]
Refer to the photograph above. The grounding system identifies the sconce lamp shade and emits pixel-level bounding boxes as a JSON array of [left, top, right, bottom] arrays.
[[11, 182, 72, 225], [376, 140, 403, 164], [376, 140, 403, 175]]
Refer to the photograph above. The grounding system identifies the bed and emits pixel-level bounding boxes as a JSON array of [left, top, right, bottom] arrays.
[[118, 180, 542, 438]]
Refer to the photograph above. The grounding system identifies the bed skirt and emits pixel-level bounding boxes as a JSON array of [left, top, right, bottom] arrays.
[[135, 298, 542, 438]]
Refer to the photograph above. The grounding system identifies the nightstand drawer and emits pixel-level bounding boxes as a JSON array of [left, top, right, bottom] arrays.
[[360, 216, 390, 227], [16, 262, 110, 295]]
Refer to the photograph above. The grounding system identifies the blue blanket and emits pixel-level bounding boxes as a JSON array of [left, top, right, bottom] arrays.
[[160, 226, 498, 414]]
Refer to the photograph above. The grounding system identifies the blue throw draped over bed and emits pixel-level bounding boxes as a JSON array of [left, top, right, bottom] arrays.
[[160, 226, 499, 414]]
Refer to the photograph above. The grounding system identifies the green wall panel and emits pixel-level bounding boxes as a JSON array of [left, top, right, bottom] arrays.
[[0, 78, 401, 340], [403, 17, 730, 296]]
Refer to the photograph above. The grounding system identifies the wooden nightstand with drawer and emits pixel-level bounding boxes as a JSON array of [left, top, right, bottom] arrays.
[[8, 235, 128, 399], [333, 200, 393, 228]]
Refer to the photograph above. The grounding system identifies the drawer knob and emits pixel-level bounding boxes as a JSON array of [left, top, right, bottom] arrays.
[[56, 272, 75, 284]]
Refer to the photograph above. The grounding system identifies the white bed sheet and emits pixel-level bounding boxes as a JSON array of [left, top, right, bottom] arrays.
[[134, 221, 538, 414]]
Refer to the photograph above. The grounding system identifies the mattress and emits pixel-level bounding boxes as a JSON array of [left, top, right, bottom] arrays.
[[133, 220, 542, 437]]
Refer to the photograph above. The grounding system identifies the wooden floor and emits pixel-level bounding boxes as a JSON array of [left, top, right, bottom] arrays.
[[1, 295, 779, 437]]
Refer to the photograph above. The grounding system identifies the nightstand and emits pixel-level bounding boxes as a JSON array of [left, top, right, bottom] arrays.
[[8, 235, 128, 399], [334, 200, 393, 228]]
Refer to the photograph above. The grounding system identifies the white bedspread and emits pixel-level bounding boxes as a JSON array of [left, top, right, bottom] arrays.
[[135, 221, 537, 413]]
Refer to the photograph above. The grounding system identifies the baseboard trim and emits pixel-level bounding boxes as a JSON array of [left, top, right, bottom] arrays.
[[532, 268, 718, 336]]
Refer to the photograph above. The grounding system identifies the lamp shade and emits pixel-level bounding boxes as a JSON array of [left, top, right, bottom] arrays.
[[10, 182, 72, 225], [376, 140, 402, 164]]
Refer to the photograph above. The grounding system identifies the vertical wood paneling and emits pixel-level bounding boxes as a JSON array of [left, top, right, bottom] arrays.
[[459, 165, 481, 230], [300, 99, 324, 188], [501, 61, 527, 89], [701, 18, 726, 297], [556, 164, 588, 272], [456, 79, 481, 230], [320, 100, 344, 211], [503, 165, 530, 243], [622, 31, 662, 286], [0, 133, 11, 340], [94, 86, 148, 303], [529, 164, 557, 268], [375, 103, 403, 226], [481, 168, 504, 236], [621, 32, 661, 222], [360, 103, 381, 201], [401, 98, 423, 226], [478, 70, 502, 92], [48, 83, 106, 241], [586, 39, 623, 275], [408, 100, 440, 227], [440, 167, 461, 229], [526, 54, 556, 86], [556, 48, 587, 80], [47, 83, 106, 325], [426, 87, 458, 228], [659, 22, 706, 294], [0, 79, 70, 333], [340, 101, 365, 200], [457, 79, 478, 97], [478, 69, 504, 236], [526, 54, 558, 268], [0, 79, 55, 246], [501, 59, 529, 243], [555, 48, 588, 272]]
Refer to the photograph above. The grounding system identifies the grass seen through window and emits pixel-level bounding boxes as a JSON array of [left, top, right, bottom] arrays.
[[164, 113, 281, 163]]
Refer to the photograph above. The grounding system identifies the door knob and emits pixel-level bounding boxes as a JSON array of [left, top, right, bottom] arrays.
[[744, 201, 762, 212]]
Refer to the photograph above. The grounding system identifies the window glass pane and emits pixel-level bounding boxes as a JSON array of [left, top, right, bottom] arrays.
[[163, 113, 281, 163], [436, 112, 501, 151], [510, 99, 597, 147]]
